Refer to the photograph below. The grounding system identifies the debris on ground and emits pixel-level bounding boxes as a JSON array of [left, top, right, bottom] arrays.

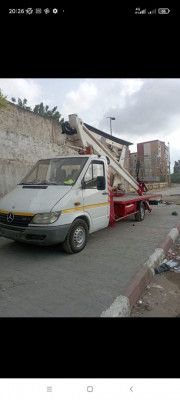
[[130, 235, 180, 317], [149, 200, 160, 205], [151, 284, 163, 289], [144, 301, 152, 311], [172, 211, 178, 216], [159, 200, 173, 205], [174, 266, 180, 273], [154, 263, 171, 274], [155, 259, 179, 274]]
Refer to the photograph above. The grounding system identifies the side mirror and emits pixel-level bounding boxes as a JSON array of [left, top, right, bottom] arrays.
[[81, 180, 86, 189], [97, 176, 105, 190]]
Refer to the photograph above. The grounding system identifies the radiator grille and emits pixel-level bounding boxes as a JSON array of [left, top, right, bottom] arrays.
[[0, 212, 34, 227]]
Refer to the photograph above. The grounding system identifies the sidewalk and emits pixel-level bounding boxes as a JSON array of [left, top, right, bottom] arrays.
[[130, 235, 180, 317], [101, 212, 180, 317]]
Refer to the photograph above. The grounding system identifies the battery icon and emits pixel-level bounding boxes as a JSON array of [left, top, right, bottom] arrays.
[[158, 8, 170, 14]]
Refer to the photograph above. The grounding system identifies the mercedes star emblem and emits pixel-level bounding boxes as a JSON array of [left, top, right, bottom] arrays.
[[7, 212, 14, 223]]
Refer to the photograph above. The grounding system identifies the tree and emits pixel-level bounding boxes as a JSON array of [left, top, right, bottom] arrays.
[[11, 97, 64, 123], [33, 102, 64, 123], [174, 160, 180, 173], [171, 172, 180, 183], [0, 89, 10, 112], [11, 97, 32, 111]]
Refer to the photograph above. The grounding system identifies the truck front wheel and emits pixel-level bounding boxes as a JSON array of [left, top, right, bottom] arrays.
[[62, 219, 88, 254], [135, 201, 145, 221]]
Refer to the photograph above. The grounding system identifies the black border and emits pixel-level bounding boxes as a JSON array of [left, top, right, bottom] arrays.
[[1, 1, 178, 78], [0, 317, 179, 377]]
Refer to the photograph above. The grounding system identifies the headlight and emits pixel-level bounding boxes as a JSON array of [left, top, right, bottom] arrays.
[[31, 211, 61, 224]]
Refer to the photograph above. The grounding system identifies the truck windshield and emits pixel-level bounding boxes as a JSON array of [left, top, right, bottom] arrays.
[[19, 157, 88, 185]]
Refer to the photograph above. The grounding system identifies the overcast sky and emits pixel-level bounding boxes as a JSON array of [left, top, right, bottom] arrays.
[[0, 78, 179, 172]]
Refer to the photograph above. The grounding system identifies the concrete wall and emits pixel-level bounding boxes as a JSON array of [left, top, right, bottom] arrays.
[[0, 103, 75, 197]]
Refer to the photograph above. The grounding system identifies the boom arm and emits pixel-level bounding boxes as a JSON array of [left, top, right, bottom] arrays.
[[64, 114, 146, 195]]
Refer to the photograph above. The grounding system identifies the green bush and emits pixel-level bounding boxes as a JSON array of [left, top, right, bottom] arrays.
[[0, 89, 9, 111], [171, 173, 180, 183]]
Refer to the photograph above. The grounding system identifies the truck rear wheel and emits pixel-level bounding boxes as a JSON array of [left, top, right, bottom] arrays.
[[135, 201, 145, 221], [62, 219, 88, 254]]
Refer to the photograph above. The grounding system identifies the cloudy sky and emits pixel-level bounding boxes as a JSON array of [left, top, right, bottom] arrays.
[[0, 78, 179, 172]]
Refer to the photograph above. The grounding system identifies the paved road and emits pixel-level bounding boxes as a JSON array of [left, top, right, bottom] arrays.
[[0, 202, 180, 317], [152, 184, 180, 196]]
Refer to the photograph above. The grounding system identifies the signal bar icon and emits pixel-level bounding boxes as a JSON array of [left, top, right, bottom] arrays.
[[148, 9, 157, 13]]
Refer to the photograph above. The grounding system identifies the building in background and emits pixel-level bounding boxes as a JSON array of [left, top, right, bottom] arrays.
[[129, 140, 169, 183]]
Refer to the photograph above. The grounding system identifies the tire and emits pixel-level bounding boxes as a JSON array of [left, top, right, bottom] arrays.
[[62, 219, 88, 254], [135, 201, 145, 221]]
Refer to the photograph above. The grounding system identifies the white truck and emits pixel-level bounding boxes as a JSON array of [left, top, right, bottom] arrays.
[[0, 114, 161, 253]]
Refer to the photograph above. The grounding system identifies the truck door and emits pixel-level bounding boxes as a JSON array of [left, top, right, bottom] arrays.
[[82, 160, 110, 232]]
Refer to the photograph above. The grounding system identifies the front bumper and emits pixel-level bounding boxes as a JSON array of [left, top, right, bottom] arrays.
[[0, 223, 71, 245]]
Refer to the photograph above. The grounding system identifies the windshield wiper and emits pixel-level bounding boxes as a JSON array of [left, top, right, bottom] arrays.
[[19, 180, 57, 185]]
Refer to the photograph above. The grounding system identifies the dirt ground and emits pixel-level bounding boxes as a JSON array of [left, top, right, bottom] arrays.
[[130, 184, 180, 318]]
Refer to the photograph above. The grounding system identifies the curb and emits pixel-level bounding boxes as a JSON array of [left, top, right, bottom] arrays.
[[101, 221, 180, 317]]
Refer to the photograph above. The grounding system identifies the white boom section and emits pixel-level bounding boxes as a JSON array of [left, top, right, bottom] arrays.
[[119, 144, 126, 166], [68, 114, 139, 192]]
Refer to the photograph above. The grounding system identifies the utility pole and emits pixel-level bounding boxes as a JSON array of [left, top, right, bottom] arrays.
[[106, 117, 115, 135], [168, 142, 171, 187]]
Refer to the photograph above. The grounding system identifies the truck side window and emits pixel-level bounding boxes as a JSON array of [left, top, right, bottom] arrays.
[[84, 161, 105, 189]]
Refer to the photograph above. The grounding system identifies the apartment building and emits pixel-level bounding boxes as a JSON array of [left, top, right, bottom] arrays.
[[129, 140, 169, 182]]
